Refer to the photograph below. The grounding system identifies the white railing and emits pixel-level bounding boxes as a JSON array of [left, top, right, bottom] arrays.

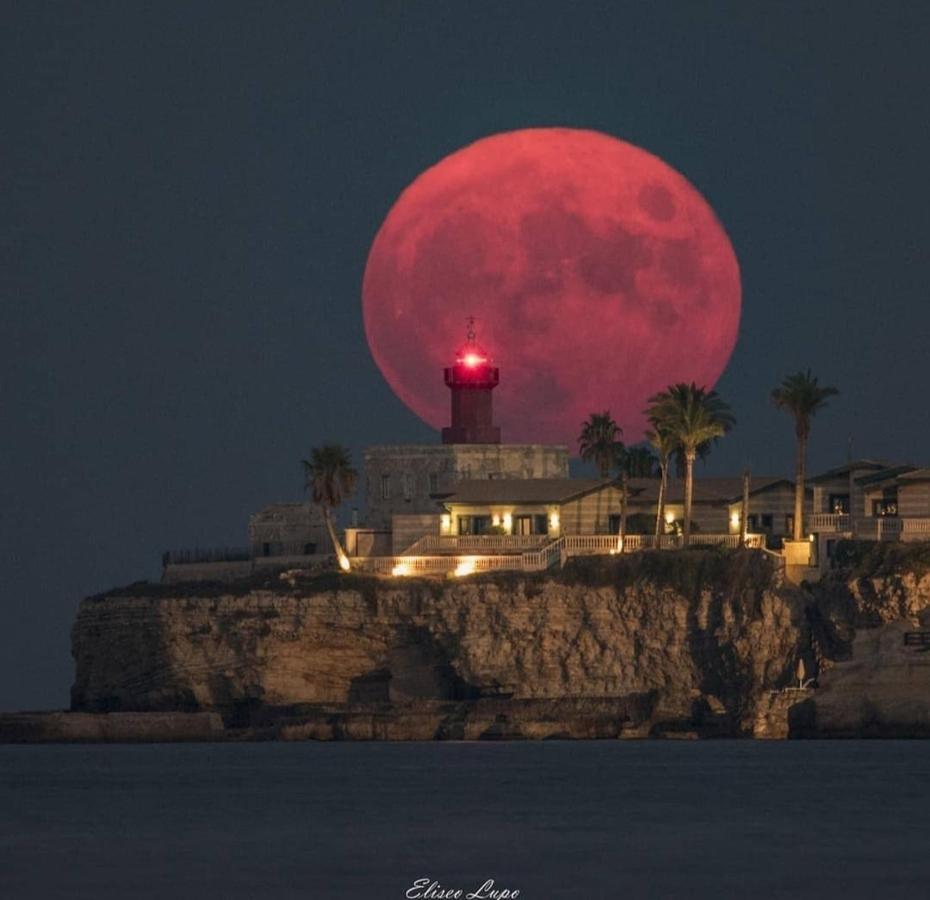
[[901, 518, 930, 538], [809, 513, 852, 532], [562, 535, 625, 554], [854, 517, 903, 540], [366, 554, 526, 575], [561, 533, 764, 555], [521, 538, 564, 570], [410, 534, 548, 554], [397, 535, 432, 556], [358, 532, 768, 577]]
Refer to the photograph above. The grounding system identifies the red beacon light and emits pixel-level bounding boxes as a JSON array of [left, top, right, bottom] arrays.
[[460, 351, 485, 368], [441, 317, 501, 444]]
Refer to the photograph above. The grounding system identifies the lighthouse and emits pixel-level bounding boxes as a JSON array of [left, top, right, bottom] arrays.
[[441, 318, 501, 444]]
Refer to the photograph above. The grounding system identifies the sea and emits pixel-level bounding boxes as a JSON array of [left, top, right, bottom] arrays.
[[1, 740, 928, 899]]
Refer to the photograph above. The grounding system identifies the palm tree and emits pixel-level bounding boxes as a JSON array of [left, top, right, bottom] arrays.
[[623, 444, 659, 478], [301, 444, 358, 571], [644, 426, 677, 539], [578, 411, 625, 479], [646, 383, 735, 545], [772, 370, 839, 542]]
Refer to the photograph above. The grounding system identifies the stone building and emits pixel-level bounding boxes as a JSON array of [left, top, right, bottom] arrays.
[[809, 459, 930, 551], [363, 443, 569, 529], [437, 475, 805, 540], [248, 503, 326, 558]]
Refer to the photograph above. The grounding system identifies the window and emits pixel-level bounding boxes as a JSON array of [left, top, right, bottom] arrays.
[[380, 474, 391, 500], [402, 473, 413, 500], [458, 515, 491, 535], [748, 514, 773, 531], [534, 514, 549, 535], [428, 472, 439, 494], [828, 493, 850, 514], [785, 514, 794, 535], [872, 499, 897, 517]]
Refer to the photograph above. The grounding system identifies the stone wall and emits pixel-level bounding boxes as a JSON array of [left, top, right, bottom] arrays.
[[249, 503, 326, 557], [363, 444, 569, 528]]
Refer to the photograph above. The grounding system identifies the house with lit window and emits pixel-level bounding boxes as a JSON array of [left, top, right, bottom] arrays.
[[809, 460, 930, 559], [431, 475, 805, 544]]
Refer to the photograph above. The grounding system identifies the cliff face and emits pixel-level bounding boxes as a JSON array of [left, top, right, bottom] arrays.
[[796, 562, 930, 737], [70, 547, 930, 739], [72, 552, 805, 737]]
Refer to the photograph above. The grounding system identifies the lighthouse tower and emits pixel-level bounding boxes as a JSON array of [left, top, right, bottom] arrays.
[[441, 318, 501, 444]]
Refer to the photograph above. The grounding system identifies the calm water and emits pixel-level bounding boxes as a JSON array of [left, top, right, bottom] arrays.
[[1, 741, 929, 899]]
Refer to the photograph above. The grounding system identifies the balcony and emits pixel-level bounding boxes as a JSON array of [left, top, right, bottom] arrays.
[[853, 517, 903, 540], [808, 513, 852, 533]]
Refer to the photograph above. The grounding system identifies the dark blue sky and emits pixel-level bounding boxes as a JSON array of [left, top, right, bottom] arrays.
[[2, 2, 929, 709]]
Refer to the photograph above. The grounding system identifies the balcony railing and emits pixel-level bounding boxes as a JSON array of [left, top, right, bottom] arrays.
[[809, 513, 852, 532], [901, 518, 930, 538], [562, 533, 764, 553], [854, 517, 903, 540]]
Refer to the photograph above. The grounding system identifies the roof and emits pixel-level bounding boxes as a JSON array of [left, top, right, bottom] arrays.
[[898, 468, 930, 484], [627, 476, 799, 505], [440, 476, 799, 507], [808, 459, 891, 484], [854, 465, 917, 487]]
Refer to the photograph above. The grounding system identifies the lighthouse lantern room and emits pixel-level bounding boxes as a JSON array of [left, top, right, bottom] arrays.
[[441, 318, 501, 444]]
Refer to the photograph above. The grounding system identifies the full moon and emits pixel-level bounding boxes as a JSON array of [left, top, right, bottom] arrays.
[[362, 128, 741, 445]]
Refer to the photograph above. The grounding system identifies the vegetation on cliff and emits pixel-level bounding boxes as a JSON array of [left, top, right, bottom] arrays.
[[829, 540, 930, 580]]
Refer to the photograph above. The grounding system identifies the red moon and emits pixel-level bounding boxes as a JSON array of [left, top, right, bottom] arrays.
[[362, 128, 741, 445]]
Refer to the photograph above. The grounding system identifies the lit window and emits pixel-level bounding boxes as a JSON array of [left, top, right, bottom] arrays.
[[872, 499, 897, 517]]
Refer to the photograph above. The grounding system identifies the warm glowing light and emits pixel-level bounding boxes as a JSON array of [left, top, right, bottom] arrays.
[[730, 512, 740, 528], [440, 513, 451, 533], [338, 554, 351, 572], [549, 512, 560, 531], [392, 562, 411, 577], [492, 514, 501, 527], [502, 513, 512, 532], [664, 511, 675, 525], [453, 556, 477, 577], [462, 353, 484, 367]]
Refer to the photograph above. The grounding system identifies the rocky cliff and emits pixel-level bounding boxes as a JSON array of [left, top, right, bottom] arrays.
[[69, 545, 930, 739]]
